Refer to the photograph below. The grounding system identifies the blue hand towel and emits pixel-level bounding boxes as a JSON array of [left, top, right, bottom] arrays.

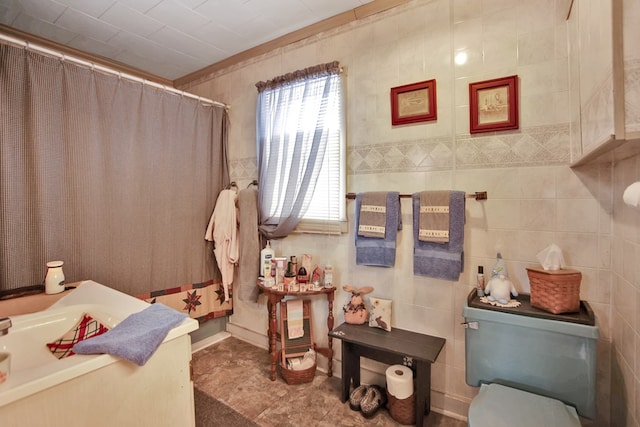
[[355, 192, 402, 267], [412, 191, 465, 281], [73, 303, 187, 366]]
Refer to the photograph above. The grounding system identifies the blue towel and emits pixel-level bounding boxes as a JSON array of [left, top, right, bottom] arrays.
[[355, 192, 402, 267], [412, 191, 465, 281], [73, 303, 187, 366]]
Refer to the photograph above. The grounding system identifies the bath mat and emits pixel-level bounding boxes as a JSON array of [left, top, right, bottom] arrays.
[[46, 313, 109, 359], [194, 387, 258, 427]]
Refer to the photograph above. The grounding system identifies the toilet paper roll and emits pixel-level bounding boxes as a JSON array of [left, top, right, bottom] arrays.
[[385, 364, 413, 400]]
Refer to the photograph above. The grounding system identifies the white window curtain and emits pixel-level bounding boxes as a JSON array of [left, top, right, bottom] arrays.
[[255, 61, 345, 239]]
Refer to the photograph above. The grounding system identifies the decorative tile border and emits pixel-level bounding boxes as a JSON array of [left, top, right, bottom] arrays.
[[625, 58, 640, 134], [348, 136, 454, 175], [229, 157, 258, 181], [232, 124, 570, 180], [348, 124, 570, 174], [455, 124, 570, 169]]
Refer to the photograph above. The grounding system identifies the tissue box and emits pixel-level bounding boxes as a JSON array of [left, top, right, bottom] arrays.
[[526, 266, 582, 314]]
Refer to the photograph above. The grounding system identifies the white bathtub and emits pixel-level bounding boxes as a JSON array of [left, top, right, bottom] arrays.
[[0, 280, 199, 426]]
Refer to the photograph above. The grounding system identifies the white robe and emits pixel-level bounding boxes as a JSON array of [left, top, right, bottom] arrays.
[[205, 189, 238, 302]]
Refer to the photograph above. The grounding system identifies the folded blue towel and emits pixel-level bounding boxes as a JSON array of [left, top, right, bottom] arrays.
[[73, 303, 187, 366], [355, 192, 402, 267], [412, 191, 465, 281]]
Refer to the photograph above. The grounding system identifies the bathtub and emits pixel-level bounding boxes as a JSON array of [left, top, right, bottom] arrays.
[[0, 280, 199, 426]]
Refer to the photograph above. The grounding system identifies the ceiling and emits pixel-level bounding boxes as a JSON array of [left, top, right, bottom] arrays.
[[0, 0, 376, 82]]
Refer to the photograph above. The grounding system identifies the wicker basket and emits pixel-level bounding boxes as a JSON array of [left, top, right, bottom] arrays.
[[386, 390, 415, 425], [527, 266, 581, 314], [278, 353, 316, 385]]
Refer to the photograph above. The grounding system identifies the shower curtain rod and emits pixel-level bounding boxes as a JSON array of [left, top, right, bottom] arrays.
[[0, 33, 229, 110]]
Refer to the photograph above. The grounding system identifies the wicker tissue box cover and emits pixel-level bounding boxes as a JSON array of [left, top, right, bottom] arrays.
[[526, 266, 582, 314]]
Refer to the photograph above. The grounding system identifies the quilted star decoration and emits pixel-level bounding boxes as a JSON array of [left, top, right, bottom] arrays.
[[182, 290, 202, 313], [214, 286, 227, 304]]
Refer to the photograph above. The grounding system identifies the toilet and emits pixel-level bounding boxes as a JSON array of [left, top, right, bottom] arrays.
[[463, 293, 599, 427]]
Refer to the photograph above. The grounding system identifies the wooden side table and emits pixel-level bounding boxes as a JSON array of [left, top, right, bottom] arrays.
[[257, 281, 335, 381]]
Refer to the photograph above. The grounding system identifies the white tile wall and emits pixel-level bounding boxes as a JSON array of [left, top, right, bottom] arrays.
[[188, 0, 618, 423], [612, 154, 640, 427]]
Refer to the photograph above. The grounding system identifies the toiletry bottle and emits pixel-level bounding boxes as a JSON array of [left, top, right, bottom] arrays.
[[297, 266, 308, 284], [260, 241, 275, 277], [284, 262, 297, 291], [290, 256, 298, 278], [476, 266, 485, 297], [263, 260, 273, 287]]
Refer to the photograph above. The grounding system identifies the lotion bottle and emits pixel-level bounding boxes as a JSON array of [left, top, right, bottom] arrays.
[[260, 241, 275, 277]]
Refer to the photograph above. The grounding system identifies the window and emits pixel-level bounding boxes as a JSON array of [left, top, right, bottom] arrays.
[[256, 62, 346, 236]]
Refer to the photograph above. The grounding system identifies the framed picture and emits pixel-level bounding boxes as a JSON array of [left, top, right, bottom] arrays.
[[390, 79, 437, 126], [469, 75, 518, 134]]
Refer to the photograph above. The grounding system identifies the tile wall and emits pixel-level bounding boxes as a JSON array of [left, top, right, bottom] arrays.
[[610, 4, 640, 425], [612, 154, 640, 427], [186, 0, 619, 423]]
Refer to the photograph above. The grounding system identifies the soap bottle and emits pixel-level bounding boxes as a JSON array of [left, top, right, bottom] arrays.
[[260, 241, 275, 277]]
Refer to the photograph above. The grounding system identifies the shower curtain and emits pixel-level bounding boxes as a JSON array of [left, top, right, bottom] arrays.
[[0, 44, 231, 321]]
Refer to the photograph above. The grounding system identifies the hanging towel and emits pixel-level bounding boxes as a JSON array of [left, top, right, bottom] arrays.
[[355, 192, 402, 267], [419, 191, 450, 243], [358, 192, 388, 238], [236, 187, 260, 303], [205, 189, 239, 302], [287, 299, 304, 339], [412, 191, 465, 281], [73, 303, 187, 366]]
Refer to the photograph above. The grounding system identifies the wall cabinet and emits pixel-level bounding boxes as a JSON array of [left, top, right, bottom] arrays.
[[569, 0, 640, 166]]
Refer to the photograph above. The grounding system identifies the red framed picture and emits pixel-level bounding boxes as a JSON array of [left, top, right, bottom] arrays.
[[390, 79, 437, 126], [469, 75, 519, 134]]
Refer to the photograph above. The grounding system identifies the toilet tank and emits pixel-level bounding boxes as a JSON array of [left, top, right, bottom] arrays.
[[463, 291, 599, 419]]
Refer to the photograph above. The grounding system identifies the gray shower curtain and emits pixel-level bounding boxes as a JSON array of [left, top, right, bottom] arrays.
[[0, 44, 229, 298]]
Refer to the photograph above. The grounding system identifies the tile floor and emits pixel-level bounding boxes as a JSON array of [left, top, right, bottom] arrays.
[[192, 336, 467, 427]]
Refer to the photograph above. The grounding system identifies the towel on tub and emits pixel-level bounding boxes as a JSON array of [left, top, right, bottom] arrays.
[[412, 191, 465, 281], [73, 303, 187, 366], [355, 192, 402, 267]]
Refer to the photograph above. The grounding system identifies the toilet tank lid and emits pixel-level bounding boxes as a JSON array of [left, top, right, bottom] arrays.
[[466, 289, 595, 325], [463, 301, 599, 339]]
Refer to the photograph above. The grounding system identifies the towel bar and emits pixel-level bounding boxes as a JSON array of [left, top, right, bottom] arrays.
[[346, 191, 487, 200]]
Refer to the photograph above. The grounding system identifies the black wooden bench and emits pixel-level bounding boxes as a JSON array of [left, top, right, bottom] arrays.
[[329, 322, 446, 426]]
